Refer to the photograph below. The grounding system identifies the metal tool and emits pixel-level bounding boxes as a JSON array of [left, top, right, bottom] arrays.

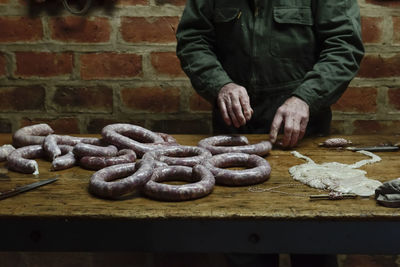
[[0, 176, 58, 200], [309, 193, 358, 201], [345, 146, 399, 152]]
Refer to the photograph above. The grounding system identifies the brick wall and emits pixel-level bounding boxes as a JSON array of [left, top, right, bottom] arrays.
[[331, 0, 400, 135], [1, 1, 400, 266], [1, 0, 398, 135], [0, 0, 211, 134]]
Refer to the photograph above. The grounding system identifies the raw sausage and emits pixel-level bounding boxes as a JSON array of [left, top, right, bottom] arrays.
[[198, 135, 272, 156], [157, 132, 179, 145], [7, 145, 44, 174], [0, 144, 15, 161], [101, 123, 174, 157], [51, 145, 76, 171], [204, 152, 271, 186], [319, 137, 352, 147], [12, 123, 54, 148], [79, 149, 137, 170], [89, 160, 154, 199], [142, 145, 211, 167], [73, 143, 118, 158], [142, 164, 215, 201], [44, 134, 103, 161]]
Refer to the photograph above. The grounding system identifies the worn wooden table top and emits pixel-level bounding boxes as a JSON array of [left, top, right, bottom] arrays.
[[1, 133, 399, 221]]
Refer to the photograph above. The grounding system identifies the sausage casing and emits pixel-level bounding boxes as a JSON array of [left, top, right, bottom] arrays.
[[204, 152, 271, 186], [142, 145, 211, 167], [89, 160, 154, 199], [142, 165, 215, 201], [198, 135, 272, 156]]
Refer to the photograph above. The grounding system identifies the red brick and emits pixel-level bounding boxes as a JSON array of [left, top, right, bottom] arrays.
[[117, 0, 148, 4], [332, 87, 377, 113], [120, 86, 180, 112], [86, 119, 146, 134], [50, 17, 110, 43], [388, 87, 400, 110], [153, 253, 227, 267], [353, 120, 400, 135], [80, 53, 142, 80], [190, 91, 212, 111], [357, 54, 400, 78], [21, 118, 80, 134], [4, 252, 92, 267], [0, 86, 45, 111], [121, 17, 179, 43], [0, 17, 43, 42], [361, 17, 384, 44], [341, 254, 397, 267], [0, 53, 6, 76], [393, 17, 400, 44], [365, 0, 400, 7], [0, 252, 24, 267], [92, 252, 149, 267], [155, 0, 186, 5], [150, 52, 185, 77], [53, 86, 113, 113], [15, 52, 73, 77]]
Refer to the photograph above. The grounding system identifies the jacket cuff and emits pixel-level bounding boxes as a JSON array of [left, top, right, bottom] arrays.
[[291, 87, 321, 115], [192, 71, 233, 104]]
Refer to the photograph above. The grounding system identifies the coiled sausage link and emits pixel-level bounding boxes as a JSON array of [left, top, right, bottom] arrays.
[[204, 152, 271, 186], [0, 144, 15, 162], [12, 123, 54, 148], [7, 145, 44, 174], [89, 160, 154, 199], [198, 135, 272, 156], [44, 134, 103, 161], [51, 145, 76, 171], [101, 123, 174, 157], [157, 132, 179, 145], [142, 165, 215, 201], [73, 143, 118, 158], [79, 149, 137, 170], [142, 145, 211, 167]]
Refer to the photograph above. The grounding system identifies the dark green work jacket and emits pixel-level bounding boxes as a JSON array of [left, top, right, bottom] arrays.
[[176, 0, 364, 134]]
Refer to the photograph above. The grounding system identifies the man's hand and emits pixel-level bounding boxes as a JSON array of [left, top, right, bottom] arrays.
[[217, 83, 253, 128], [269, 96, 309, 148]]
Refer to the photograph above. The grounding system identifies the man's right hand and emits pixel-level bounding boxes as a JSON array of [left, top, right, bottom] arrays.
[[217, 83, 253, 128]]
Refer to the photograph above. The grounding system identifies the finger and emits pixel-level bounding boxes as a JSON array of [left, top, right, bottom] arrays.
[[282, 118, 294, 148], [217, 97, 232, 126], [269, 113, 283, 143], [289, 120, 301, 147], [298, 117, 309, 141], [231, 94, 246, 126], [239, 94, 253, 121], [226, 98, 241, 128]]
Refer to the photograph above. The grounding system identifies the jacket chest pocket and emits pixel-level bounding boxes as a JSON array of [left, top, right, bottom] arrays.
[[213, 8, 244, 47], [270, 6, 315, 59]]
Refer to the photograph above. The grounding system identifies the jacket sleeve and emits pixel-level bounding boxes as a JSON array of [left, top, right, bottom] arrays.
[[176, 0, 233, 103], [291, 0, 365, 115]]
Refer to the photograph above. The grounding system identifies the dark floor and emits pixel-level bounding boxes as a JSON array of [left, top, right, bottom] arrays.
[[0, 252, 398, 267]]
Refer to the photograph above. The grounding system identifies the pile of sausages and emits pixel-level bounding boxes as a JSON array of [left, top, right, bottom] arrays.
[[2, 123, 272, 201]]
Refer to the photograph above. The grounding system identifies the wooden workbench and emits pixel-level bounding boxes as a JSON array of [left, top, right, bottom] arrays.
[[0, 134, 399, 254]]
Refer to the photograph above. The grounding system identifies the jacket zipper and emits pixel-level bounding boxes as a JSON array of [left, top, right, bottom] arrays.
[[250, 0, 259, 87]]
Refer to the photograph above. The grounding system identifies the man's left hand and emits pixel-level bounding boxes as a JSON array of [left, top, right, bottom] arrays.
[[269, 96, 309, 148]]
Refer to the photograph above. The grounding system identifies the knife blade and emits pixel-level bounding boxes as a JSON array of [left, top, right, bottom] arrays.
[[346, 146, 399, 152], [0, 176, 58, 200]]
